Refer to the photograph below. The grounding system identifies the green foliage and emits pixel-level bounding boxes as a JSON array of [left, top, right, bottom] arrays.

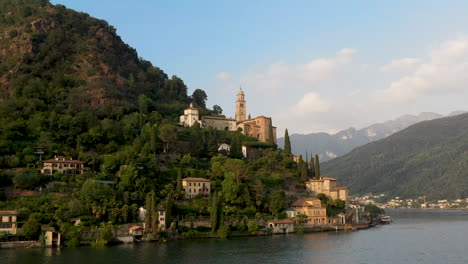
[[191, 89, 208, 108], [145, 191, 157, 233], [13, 169, 40, 189], [283, 129, 291, 157], [365, 204, 385, 218], [21, 219, 41, 240], [296, 226, 304, 235], [268, 192, 285, 217], [247, 220, 258, 234], [9, 29, 19, 38], [92, 222, 114, 247], [217, 225, 230, 239]]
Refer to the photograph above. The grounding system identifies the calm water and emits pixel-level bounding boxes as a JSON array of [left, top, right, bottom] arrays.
[[3, 209, 468, 264]]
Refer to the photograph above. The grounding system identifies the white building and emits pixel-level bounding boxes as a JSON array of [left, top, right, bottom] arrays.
[[179, 103, 201, 127]]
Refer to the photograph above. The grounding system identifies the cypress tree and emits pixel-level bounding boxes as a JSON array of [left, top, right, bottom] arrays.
[[314, 154, 321, 179], [175, 168, 183, 199], [165, 196, 173, 229], [145, 191, 157, 232], [210, 191, 219, 231], [284, 129, 292, 157], [309, 155, 315, 178]]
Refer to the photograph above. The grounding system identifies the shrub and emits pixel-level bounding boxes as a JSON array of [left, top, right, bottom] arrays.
[[296, 226, 304, 235], [247, 220, 258, 235], [217, 225, 230, 239]]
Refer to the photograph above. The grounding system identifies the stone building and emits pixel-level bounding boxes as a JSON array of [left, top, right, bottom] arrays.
[[182, 177, 210, 199], [305, 177, 348, 203], [291, 197, 328, 225], [0, 210, 19, 234], [41, 156, 85, 175], [179, 88, 276, 143]]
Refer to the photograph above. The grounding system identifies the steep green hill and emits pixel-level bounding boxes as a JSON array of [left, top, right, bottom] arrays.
[[0, 0, 219, 162], [321, 113, 468, 200]]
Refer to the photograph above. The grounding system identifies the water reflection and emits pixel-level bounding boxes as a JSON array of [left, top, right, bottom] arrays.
[[4, 209, 468, 264]]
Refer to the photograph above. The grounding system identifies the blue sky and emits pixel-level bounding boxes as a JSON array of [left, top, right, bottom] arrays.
[[52, 0, 468, 134]]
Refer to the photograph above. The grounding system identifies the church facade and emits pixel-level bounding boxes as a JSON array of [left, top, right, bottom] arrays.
[[180, 88, 276, 143]]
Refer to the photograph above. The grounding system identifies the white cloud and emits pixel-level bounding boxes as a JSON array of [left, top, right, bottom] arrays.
[[289, 92, 331, 116], [377, 35, 468, 103], [234, 48, 356, 95], [379, 58, 420, 72], [217, 72, 231, 81]]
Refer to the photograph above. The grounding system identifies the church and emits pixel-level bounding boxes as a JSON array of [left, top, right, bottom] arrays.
[[179, 88, 277, 143]]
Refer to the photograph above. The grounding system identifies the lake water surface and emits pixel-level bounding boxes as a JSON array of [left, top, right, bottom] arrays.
[[4, 209, 468, 264]]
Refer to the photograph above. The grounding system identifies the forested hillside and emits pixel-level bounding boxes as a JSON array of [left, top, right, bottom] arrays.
[[321, 113, 468, 200], [0, 0, 321, 245]]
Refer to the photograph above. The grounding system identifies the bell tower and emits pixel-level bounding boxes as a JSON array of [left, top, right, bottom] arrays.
[[235, 87, 247, 122]]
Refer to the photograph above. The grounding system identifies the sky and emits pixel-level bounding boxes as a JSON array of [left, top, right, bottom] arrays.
[[52, 0, 468, 135]]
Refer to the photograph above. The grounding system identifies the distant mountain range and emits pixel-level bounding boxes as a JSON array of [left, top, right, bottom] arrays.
[[320, 112, 468, 200], [277, 111, 466, 161]]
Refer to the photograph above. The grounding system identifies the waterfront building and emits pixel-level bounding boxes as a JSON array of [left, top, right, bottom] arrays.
[[291, 198, 327, 225], [0, 210, 19, 234], [267, 220, 295, 234], [305, 177, 348, 203], [182, 177, 210, 199], [41, 156, 85, 175]]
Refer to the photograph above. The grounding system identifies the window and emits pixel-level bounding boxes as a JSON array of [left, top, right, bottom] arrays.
[[189, 183, 191, 186]]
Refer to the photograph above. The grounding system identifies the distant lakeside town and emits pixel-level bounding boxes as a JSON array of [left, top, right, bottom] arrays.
[[354, 194, 468, 209]]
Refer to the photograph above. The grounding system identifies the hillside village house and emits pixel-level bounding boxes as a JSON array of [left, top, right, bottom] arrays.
[[0, 210, 19, 234], [180, 88, 276, 143], [217, 143, 231, 154], [182, 177, 210, 199], [291, 198, 328, 225], [158, 207, 166, 230], [41, 156, 85, 175], [306, 177, 348, 203]]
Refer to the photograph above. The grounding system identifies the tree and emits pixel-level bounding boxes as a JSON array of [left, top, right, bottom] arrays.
[[209, 192, 222, 231], [191, 89, 208, 107], [118, 165, 138, 187], [145, 191, 158, 233], [222, 172, 238, 205], [314, 154, 321, 179], [247, 220, 258, 234], [268, 192, 284, 217], [309, 155, 315, 178], [283, 129, 292, 157], [213, 105, 223, 115], [299, 158, 308, 182], [13, 169, 40, 189], [159, 124, 177, 152], [175, 168, 183, 199], [165, 197, 173, 228], [21, 219, 41, 240], [230, 137, 243, 159]]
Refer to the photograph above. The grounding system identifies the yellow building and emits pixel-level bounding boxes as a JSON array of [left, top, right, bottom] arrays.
[[41, 156, 85, 175], [291, 198, 328, 225], [306, 177, 348, 203], [182, 177, 210, 199], [0, 210, 19, 234]]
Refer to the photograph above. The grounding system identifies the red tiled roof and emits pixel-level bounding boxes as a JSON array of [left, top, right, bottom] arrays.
[[43, 159, 84, 164], [182, 177, 210, 182], [129, 226, 144, 231], [291, 198, 322, 207], [267, 220, 294, 224], [0, 210, 18, 215], [202, 116, 236, 121]]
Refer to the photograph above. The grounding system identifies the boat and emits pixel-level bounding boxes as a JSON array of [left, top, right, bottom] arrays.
[[380, 215, 392, 224]]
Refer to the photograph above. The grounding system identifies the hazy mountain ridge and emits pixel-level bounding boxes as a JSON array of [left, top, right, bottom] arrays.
[[277, 111, 465, 161], [320, 112, 468, 200]]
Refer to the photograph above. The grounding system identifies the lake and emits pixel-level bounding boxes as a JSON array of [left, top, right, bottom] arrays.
[[3, 209, 468, 264]]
